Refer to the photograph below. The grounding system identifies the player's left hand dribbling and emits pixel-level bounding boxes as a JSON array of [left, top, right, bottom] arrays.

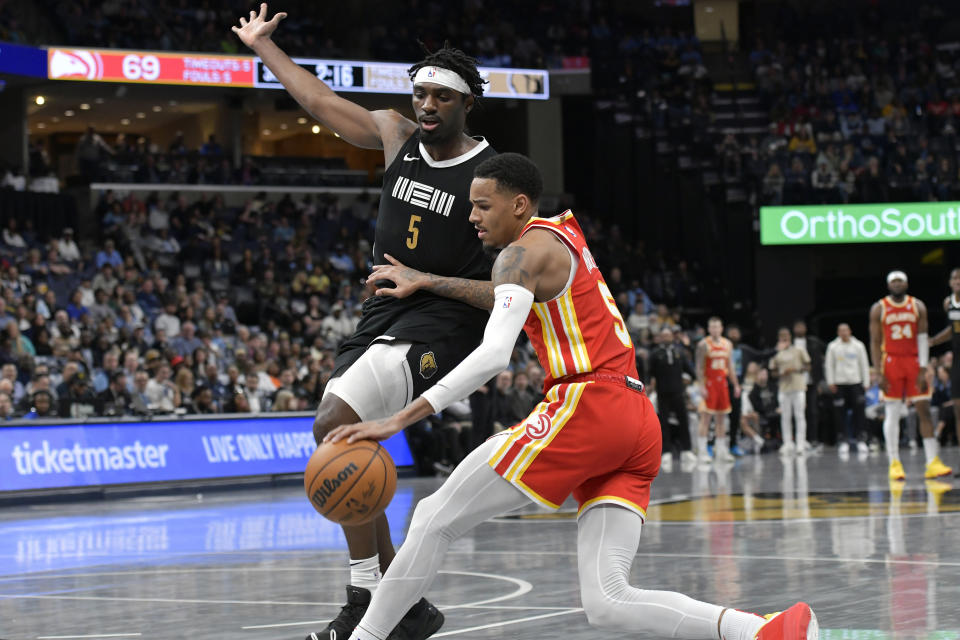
[[324, 417, 402, 444], [367, 254, 426, 299]]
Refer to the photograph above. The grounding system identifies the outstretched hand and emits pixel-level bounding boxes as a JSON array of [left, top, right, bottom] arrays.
[[231, 3, 287, 48], [324, 416, 404, 444], [368, 254, 428, 299]]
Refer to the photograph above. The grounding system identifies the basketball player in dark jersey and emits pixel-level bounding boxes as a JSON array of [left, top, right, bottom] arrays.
[[234, 5, 496, 638], [931, 267, 960, 453]]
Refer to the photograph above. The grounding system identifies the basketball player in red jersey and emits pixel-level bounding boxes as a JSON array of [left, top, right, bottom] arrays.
[[696, 318, 741, 463], [327, 153, 817, 640], [869, 270, 952, 481]]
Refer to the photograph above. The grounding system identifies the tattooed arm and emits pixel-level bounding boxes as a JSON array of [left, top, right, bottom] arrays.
[[368, 254, 495, 310], [326, 231, 563, 444]]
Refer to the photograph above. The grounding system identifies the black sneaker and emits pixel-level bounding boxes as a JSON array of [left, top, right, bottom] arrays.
[[306, 585, 370, 640], [388, 598, 444, 640]]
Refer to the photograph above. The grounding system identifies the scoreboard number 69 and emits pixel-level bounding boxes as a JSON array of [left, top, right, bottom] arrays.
[[122, 54, 161, 81]]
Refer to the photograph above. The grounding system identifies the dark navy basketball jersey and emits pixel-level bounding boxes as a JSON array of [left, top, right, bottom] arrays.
[[949, 294, 960, 361], [363, 130, 496, 340]]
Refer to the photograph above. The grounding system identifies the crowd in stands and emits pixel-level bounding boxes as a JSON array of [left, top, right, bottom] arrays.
[[592, 23, 713, 138], [60, 129, 364, 188], [0, 183, 707, 440], [18, 0, 591, 68], [733, 8, 960, 205]]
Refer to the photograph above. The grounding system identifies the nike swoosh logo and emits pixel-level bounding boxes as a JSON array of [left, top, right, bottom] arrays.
[[403, 154, 419, 161]]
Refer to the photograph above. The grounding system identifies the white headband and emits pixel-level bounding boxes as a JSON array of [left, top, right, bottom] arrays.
[[887, 270, 908, 284], [413, 66, 472, 95]]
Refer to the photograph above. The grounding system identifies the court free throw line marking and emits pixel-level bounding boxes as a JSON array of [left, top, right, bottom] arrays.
[[431, 608, 583, 636], [1, 569, 532, 612], [434, 570, 531, 608], [37, 635, 141, 639]]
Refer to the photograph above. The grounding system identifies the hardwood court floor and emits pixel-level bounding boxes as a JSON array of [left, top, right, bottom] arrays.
[[1, 447, 959, 639]]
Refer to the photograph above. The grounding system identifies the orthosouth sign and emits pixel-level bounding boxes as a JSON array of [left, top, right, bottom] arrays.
[[760, 203, 960, 245], [0, 414, 413, 492]]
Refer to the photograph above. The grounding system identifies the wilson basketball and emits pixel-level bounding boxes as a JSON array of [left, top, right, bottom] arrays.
[[304, 439, 397, 525]]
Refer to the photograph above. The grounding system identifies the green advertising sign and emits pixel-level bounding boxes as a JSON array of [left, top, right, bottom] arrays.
[[760, 203, 960, 245]]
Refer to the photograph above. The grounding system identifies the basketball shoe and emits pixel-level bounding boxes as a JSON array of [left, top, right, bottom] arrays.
[[306, 587, 444, 640], [755, 602, 819, 639], [307, 585, 370, 640], [888, 459, 906, 481], [924, 456, 952, 479], [391, 598, 444, 640]]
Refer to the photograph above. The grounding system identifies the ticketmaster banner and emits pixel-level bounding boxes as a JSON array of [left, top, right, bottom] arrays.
[[0, 415, 414, 492], [760, 203, 960, 245]]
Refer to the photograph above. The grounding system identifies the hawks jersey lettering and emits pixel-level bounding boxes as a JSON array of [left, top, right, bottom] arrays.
[[365, 131, 496, 340], [881, 296, 919, 357], [518, 212, 637, 390], [704, 337, 731, 379]]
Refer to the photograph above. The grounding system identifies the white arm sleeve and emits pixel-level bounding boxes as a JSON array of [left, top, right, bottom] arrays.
[[421, 284, 535, 413], [918, 332, 929, 367]]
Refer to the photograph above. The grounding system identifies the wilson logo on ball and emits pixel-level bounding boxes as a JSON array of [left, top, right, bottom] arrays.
[[310, 461, 359, 510]]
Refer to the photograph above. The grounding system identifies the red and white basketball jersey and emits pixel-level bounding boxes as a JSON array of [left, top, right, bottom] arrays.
[[880, 295, 919, 357], [704, 337, 731, 380], [518, 211, 637, 389]]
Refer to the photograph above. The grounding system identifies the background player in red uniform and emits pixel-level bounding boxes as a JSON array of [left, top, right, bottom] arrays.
[[327, 153, 817, 640], [869, 271, 952, 481], [695, 318, 741, 463]]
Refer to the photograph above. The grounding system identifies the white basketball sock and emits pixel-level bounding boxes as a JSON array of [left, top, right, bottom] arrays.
[[698, 436, 709, 455], [719, 608, 766, 640], [883, 403, 902, 463], [922, 437, 938, 465], [350, 554, 381, 592]]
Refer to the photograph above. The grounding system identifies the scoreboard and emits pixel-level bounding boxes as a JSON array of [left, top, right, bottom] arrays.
[[45, 47, 550, 99]]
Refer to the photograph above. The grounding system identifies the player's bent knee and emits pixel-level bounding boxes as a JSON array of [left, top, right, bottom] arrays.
[[580, 590, 623, 630], [312, 393, 361, 444], [406, 494, 459, 544], [312, 410, 333, 444]]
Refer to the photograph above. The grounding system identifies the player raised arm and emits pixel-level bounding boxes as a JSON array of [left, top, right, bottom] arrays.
[[325, 232, 560, 443], [232, 4, 414, 154], [868, 301, 886, 391]]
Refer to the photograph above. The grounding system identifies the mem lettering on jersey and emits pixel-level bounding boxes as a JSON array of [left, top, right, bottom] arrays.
[[391, 176, 456, 217]]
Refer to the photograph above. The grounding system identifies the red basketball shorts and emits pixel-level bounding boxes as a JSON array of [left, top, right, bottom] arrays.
[[700, 375, 731, 414], [882, 353, 931, 401], [486, 380, 661, 520]]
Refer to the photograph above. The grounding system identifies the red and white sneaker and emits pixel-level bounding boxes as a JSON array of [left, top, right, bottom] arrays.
[[755, 602, 819, 640]]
